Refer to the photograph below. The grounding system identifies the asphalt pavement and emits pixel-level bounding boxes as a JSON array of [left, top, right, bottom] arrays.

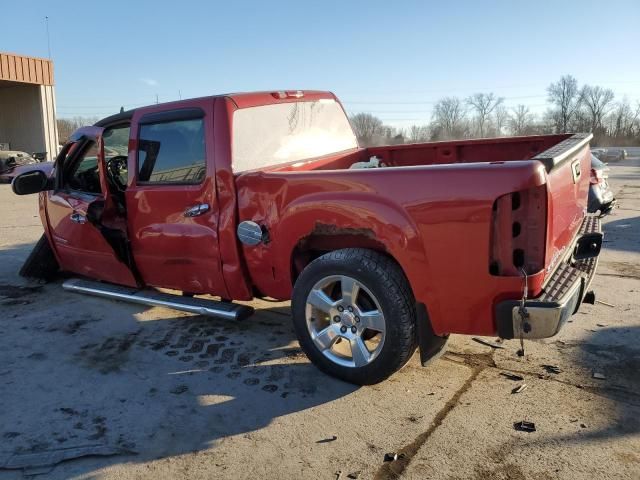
[[0, 154, 638, 479]]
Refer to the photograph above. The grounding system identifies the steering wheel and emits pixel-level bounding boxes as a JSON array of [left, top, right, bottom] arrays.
[[106, 155, 128, 192]]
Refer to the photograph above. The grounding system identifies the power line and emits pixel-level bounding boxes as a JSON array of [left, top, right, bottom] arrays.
[[342, 95, 548, 105], [56, 84, 640, 110], [44, 16, 51, 59]]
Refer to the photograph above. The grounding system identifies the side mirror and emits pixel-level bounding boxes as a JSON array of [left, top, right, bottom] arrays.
[[11, 170, 53, 195]]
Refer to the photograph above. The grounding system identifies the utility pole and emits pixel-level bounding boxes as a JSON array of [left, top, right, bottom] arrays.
[[155, 94, 159, 104], [45, 16, 52, 59]]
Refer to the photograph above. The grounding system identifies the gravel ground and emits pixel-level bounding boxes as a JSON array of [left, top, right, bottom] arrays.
[[0, 154, 638, 480]]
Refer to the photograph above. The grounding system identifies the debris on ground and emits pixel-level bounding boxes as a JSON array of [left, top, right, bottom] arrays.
[[512, 384, 528, 394], [542, 365, 562, 374], [513, 421, 536, 433], [0, 444, 137, 474], [335, 470, 342, 480], [170, 385, 189, 394], [472, 337, 505, 349], [592, 372, 606, 380], [595, 300, 616, 308], [500, 372, 524, 381], [384, 452, 406, 462], [347, 472, 361, 479], [596, 323, 608, 327], [316, 435, 337, 443]]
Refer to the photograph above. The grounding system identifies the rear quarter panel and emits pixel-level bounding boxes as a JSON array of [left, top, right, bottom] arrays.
[[236, 161, 549, 336]]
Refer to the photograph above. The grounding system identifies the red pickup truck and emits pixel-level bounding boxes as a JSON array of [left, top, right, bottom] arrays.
[[12, 90, 602, 384]]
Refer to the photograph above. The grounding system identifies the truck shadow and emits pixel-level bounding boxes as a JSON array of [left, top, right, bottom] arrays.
[[602, 215, 640, 254], [0, 242, 358, 478], [558, 325, 640, 443], [504, 325, 640, 453]]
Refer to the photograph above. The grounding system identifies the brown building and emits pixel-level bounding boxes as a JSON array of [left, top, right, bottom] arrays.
[[0, 52, 58, 160]]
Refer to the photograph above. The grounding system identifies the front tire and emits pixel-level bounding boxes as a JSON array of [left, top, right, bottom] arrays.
[[292, 248, 417, 385], [19, 234, 59, 281]]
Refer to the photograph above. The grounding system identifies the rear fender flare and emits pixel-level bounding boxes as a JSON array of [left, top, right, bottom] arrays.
[[276, 194, 436, 305]]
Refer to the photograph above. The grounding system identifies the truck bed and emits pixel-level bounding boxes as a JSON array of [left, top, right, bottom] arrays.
[[236, 133, 593, 337], [270, 133, 575, 171]]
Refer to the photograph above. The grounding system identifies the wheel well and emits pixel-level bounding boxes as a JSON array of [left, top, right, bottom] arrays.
[[290, 231, 393, 285]]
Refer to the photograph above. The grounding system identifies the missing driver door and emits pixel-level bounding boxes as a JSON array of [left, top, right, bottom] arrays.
[[45, 126, 137, 286]]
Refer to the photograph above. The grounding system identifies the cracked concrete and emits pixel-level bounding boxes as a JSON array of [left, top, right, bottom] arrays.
[[0, 150, 639, 479]]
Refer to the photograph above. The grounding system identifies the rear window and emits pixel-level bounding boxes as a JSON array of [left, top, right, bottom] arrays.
[[232, 99, 358, 173]]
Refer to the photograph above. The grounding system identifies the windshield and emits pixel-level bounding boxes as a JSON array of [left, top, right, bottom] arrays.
[[232, 99, 358, 173]]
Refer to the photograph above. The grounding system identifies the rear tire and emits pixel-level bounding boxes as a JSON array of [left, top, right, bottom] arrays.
[[19, 234, 59, 281], [291, 248, 418, 385]]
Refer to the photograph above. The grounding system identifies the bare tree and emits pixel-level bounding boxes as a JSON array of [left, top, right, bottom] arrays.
[[580, 85, 615, 132], [381, 125, 405, 145], [607, 98, 640, 139], [547, 75, 581, 133], [406, 125, 430, 143], [56, 119, 76, 144], [56, 116, 100, 143], [345, 74, 640, 147], [466, 93, 503, 137], [431, 97, 468, 140], [492, 104, 508, 137], [349, 113, 384, 146], [509, 105, 534, 136]]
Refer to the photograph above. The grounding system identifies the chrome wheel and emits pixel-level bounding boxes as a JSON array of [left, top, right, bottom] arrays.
[[305, 275, 386, 368]]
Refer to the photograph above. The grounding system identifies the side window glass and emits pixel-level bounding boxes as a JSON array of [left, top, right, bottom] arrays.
[[64, 142, 101, 193], [104, 125, 130, 187], [137, 118, 205, 184]]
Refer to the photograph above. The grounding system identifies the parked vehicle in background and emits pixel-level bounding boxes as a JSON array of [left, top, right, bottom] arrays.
[[588, 155, 615, 214], [10, 91, 603, 384], [601, 148, 626, 162], [0, 151, 53, 183], [591, 148, 606, 160]]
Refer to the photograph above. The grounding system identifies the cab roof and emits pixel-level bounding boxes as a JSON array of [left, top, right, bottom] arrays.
[[95, 90, 337, 127]]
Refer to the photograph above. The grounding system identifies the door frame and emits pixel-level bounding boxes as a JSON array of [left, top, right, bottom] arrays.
[[44, 126, 139, 286]]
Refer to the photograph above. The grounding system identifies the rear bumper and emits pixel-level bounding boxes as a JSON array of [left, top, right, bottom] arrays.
[[496, 215, 601, 339], [588, 184, 615, 214]]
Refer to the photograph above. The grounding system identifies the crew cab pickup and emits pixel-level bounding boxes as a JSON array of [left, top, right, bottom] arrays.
[[12, 91, 602, 384]]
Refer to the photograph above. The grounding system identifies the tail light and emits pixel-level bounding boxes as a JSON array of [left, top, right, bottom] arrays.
[[590, 168, 604, 185], [271, 90, 304, 99], [489, 185, 547, 276]]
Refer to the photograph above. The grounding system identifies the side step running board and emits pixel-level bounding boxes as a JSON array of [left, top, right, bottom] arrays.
[[62, 279, 254, 320]]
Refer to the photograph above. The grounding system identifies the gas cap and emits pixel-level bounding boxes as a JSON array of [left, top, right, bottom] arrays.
[[237, 221, 265, 246]]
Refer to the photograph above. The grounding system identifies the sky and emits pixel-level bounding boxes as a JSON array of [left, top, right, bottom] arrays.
[[3, 0, 640, 128]]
